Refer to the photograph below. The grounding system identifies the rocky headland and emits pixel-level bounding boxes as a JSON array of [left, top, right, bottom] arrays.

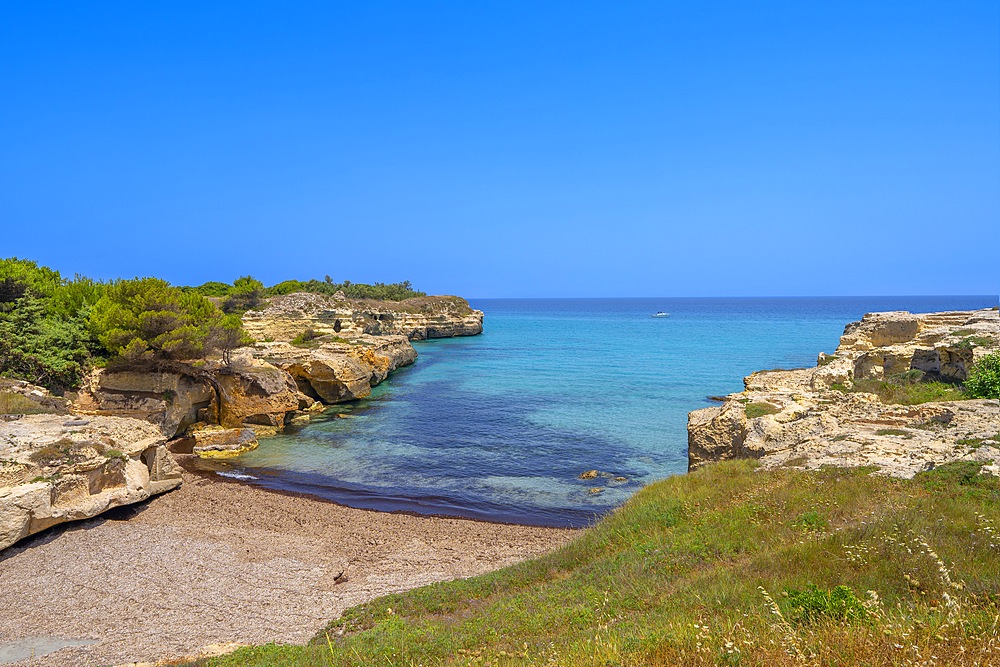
[[688, 308, 1000, 476], [242, 292, 484, 342], [0, 294, 483, 551]]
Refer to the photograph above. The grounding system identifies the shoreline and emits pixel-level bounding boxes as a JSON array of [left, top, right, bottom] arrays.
[[0, 470, 574, 667], [181, 455, 609, 530], [177, 454, 599, 529]]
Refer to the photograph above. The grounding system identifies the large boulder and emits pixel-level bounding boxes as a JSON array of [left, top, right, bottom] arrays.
[[0, 414, 182, 551], [214, 362, 303, 430], [190, 426, 259, 458]]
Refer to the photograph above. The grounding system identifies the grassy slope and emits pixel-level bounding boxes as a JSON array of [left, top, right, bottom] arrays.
[[191, 461, 1000, 667]]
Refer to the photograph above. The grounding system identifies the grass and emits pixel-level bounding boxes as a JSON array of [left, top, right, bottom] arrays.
[[832, 373, 968, 405], [26, 437, 107, 466], [0, 391, 59, 415], [958, 434, 1000, 451], [956, 336, 995, 350], [744, 402, 780, 419], [188, 460, 1000, 667], [875, 428, 913, 439], [291, 329, 322, 348]]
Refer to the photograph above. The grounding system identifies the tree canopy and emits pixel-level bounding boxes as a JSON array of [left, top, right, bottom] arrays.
[[0, 258, 425, 392]]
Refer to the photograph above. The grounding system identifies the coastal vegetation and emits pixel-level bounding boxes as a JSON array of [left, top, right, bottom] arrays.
[[186, 276, 426, 303], [0, 391, 58, 415], [965, 352, 1000, 399], [0, 257, 425, 392], [831, 371, 969, 405], [190, 460, 1000, 667], [744, 402, 779, 418], [828, 350, 1000, 405], [89, 277, 246, 367]]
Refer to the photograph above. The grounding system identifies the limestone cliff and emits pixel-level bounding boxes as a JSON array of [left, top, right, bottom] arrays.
[[0, 414, 182, 551], [242, 292, 484, 342], [74, 359, 304, 439], [688, 308, 1000, 477], [72, 292, 458, 438], [256, 335, 417, 403]]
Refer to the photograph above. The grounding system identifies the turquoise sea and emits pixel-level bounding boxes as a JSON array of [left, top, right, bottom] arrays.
[[215, 296, 996, 527]]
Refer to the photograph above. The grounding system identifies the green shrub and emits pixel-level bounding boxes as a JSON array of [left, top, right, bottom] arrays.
[[956, 335, 995, 350], [264, 278, 425, 301], [965, 351, 1000, 399], [0, 260, 102, 391], [222, 275, 266, 314], [0, 257, 61, 306], [185, 281, 233, 298], [89, 278, 239, 365], [291, 328, 321, 348], [0, 293, 97, 391], [784, 584, 869, 624]]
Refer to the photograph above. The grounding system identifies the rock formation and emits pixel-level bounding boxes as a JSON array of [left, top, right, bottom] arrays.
[[241, 292, 484, 342], [189, 426, 259, 458], [688, 308, 1000, 477], [256, 335, 417, 403], [0, 291, 483, 551], [72, 292, 481, 440], [0, 414, 181, 550], [74, 360, 304, 439]]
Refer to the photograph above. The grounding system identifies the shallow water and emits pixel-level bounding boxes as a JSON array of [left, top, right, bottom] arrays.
[[218, 296, 995, 527]]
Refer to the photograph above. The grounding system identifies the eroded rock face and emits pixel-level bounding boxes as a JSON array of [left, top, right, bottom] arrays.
[[688, 308, 1000, 477], [74, 360, 305, 439], [242, 293, 484, 342], [215, 363, 302, 430], [0, 414, 182, 551], [75, 370, 216, 438], [835, 309, 999, 383], [255, 335, 417, 403]]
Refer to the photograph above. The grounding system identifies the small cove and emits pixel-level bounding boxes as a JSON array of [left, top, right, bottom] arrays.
[[211, 296, 995, 527]]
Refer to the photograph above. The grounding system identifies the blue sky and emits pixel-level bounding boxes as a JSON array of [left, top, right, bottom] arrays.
[[1, 2, 997, 298]]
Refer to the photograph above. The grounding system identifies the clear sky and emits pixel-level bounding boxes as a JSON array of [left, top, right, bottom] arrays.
[[1, 2, 997, 298]]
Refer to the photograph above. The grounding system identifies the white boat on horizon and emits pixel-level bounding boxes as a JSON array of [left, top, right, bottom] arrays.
[[651, 312, 669, 318]]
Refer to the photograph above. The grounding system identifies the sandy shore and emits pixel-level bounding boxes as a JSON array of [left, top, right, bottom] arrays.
[[0, 467, 575, 667]]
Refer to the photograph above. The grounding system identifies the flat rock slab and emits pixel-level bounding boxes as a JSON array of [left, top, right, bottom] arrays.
[[0, 471, 573, 667], [0, 637, 97, 664]]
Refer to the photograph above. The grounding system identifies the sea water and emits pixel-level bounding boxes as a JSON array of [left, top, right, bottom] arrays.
[[218, 296, 996, 527]]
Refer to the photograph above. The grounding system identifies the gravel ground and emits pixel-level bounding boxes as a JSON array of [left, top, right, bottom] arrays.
[[0, 469, 574, 666]]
